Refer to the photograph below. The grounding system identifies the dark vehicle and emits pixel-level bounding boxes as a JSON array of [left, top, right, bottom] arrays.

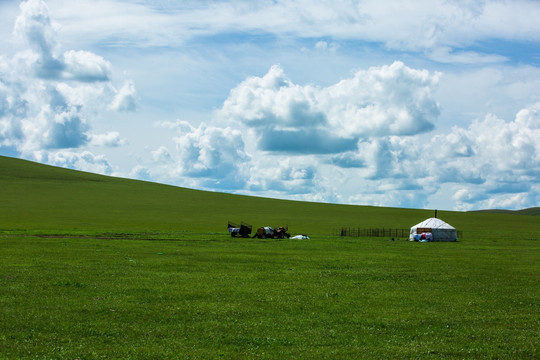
[[228, 221, 252, 238]]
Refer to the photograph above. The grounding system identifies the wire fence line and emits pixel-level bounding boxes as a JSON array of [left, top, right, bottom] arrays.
[[336, 227, 463, 239], [336, 227, 410, 238]]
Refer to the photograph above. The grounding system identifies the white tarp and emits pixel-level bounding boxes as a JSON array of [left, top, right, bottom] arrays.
[[409, 217, 457, 242]]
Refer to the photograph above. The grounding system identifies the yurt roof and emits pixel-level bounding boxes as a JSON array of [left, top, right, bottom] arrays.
[[411, 217, 455, 230]]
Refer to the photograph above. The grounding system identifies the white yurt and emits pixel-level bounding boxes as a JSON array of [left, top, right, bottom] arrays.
[[409, 217, 458, 242]]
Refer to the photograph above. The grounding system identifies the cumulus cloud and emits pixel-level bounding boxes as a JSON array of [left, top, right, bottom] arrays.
[[259, 129, 357, 154], [0, 71, 27, 153], [215, 63, 540, 210], [437, 110, 540, 183], [109, 80, 137, 112], [255, 98, 536, 210], [62, 50, 111, 82], [13, 0, 112, 82], [327, 152, 365, 168], [323, 62, 440, 137], [0, 0, 135, 170], [40, 106, 89, 149], [151, 146, 173, 163], [151, 120, 328, 196], [442, 105, 540, 209], [8, 84, 91, 151], [221, 62, 440, 154], [90, 131, 125, 147], [150, 120, 251, 190], [221, 65, 323, 128], [348, 101, 540, 209], [13, 0, 62, 79], [36, 150, 113, 175], [349, 180, 429, 209], [174, 121, 249, 178], [247, 157, 318, 195], [129, 165, 152, 182]]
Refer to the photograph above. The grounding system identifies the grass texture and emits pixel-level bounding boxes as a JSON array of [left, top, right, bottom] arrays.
[[1, 156, 539, 358]]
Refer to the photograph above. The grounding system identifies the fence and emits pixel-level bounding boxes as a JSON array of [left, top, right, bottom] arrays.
[[337, 227, 463, 239], [337, 227, 410, 238]]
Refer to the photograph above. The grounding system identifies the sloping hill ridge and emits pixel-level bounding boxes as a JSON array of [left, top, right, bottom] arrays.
[[472, 208, 540, 216], [0, 155, 433, 234], [2, 155, 539, 236]]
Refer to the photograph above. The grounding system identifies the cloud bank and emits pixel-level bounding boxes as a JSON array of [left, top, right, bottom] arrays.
[[0, 0, 135, 170], [139, 62, 443, 204], [47, 0, 540, 62], [142, 63, 540, 210], [221, 62, 440, 154]]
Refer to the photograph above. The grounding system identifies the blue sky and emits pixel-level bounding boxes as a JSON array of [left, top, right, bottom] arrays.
[[1, 0, 540, 211]]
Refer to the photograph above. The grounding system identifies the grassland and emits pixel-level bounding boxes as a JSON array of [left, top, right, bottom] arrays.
[[1, 155, 539, 358]]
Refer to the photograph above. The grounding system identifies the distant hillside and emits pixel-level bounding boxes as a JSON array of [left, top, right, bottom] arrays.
[[0, 155, 431, 234], [2, 155, 540, 237], [472, 208, 540, 216]]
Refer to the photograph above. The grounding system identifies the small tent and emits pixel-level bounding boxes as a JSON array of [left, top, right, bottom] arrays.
[[409, 217, 458, 242]]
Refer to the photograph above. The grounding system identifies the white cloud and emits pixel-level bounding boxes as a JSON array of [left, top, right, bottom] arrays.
[[55, 82, 103, 108], [173, 121, 249, 180], [247, 157, 317, 195], [323, 61, 441, 137], [145, 121, 251, 190], [129, 164, 152, 181], [477, 0, 540, 41], [151, 146, 172, 163], [427, 46, 508, 65], [42, 0, 540, 62], [13, 0, 114, 82], [90, 131, 124, 147], [349, 182, 429, 209], [221, 62, 440, 154], [454, 110, 540, 178], [62, 50, 111, 82], [327, 152, 365, 168], [109, 80, 137, 112], [8, 84, 91, 152], [13, 0, 63, 79], [0, 70, 26, 153], [314, 40, 339, 52], [387, 102, 540, 209], [0, 0, 134, 167], [149, 65, 540, 211], [288, 100, 540, 210], [40, 105, 89, 149], [36, 149, 113, 175]]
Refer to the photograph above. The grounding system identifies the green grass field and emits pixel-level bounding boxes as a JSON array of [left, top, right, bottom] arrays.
[[1, 155, 539, 358]]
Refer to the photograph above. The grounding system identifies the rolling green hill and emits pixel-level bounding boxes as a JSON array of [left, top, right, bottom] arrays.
[[1, 155, 540, 239], [0, 155, 423, 234], [472, 207, 540, 216], [2, 155, 540, 359]]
